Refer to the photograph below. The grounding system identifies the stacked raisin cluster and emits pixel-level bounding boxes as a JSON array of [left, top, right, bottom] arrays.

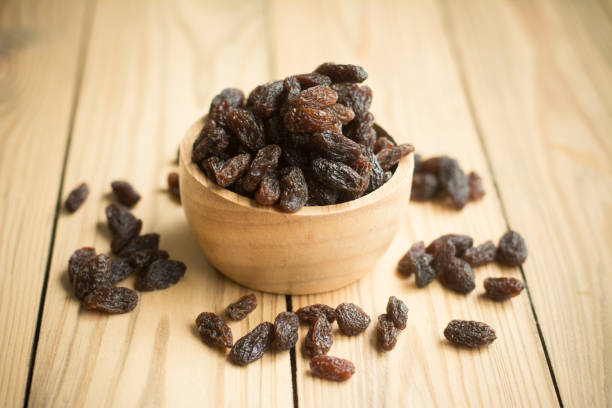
[[191, 62, 414, 212]]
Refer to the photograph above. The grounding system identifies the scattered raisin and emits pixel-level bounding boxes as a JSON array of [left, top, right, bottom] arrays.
[[111, 181, 141, 208], [444, 320, 496, 348], [273, 312, 299, 350], [105, 204, 142, 254], [226, 293, 257, 321], [136, 259, 186, 291], [229, 322, 274, 365], [438, 157, 469, 209], [310, 355, 355, 381], [462, 241, 497, 267], [397, 241, 425, 276], [109, 257, 134, 285], [118, 233, 160, 257], [376, 314, 399, 351], [427, 234, 473, 258], [196, 312, 233, 348], [468, 171, 485, 201], [414, 253, 436, 288], [410, 173, 439, 201], [83, 286, 138, 314], [72, 254, 111, 300], [255, 169, 281, 205], [315, 62, 368, 84], [335, 303, 370, 336], [438, 258, 475, 294], [304, 315, 333, 357], [128, 249, 169, 269], [429, 239, 457, 273], [279, 166, 308, 213], [68, 247, 95, 285], [167, 172, 180, 202], [496, 230, 528, 266], [484, 277, 525, 301], [65, 183, 89, 213], [296, 304, 337, 324], [386, 296, 408, 330]]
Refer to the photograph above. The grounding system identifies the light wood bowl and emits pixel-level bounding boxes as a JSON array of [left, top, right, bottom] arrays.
[[179, 117, 414, 294]]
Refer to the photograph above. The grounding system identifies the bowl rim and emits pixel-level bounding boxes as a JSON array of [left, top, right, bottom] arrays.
[[180, 116, 413, 217]]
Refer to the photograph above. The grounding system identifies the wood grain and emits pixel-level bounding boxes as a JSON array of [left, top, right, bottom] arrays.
[[441, 0, 612, 405], [268, 0, 559, 406], [27, 0, 292, 406], [0, 0, 91, 406]]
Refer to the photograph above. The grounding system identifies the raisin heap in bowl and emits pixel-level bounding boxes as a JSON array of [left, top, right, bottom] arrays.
[[191, 62, 414, 213]]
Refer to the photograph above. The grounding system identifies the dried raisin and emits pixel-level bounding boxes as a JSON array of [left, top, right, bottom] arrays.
[[109, 257, 134, 285], [304, 315, 333, 357], [105, 204, 142, 254], [310, 355, 355, 381], [335, 303, 371, 336], [117, 233, 160, 257], [273, 312, 299, 350], [65, 183, 89, 213], [312, 157, 363, 192], [438, 258, 475, 294], [196, 312, 233, 348], [247, 80, 285, 118], [279, 166, 308, 213], [427, 234, 473, 258], [315, 62, 368, 84], [414, 254, 436, 288], [484, 277, 525, 301], [295, 304, 336, 324], [226, 293, 257, 321], [376, 144, 414, 171], [255, 169, 281, 205], [83, 286, 138, 314], [411, 173, 439, 201], [136, 259, 186, 291], [438, 157, 469, 209], [306, 177, 338, 206], [468, 171, 485, 201], [397, 241, 425, 276], [283, 107, 340, 133], [311, 130, 362, 164], [111, 181, 141, 208], [213, 153, 251, 187], [72, 254, 111, 300], [226, 108, 266, 151], [285, 85, 337, 111], [167, 172, 180, 202], [462, 241, 496, 267], [332, 83, 372, 118], [68, 247, 95, 285], [229, 322, 274, 365], [294, 72, 332, 88], [386, 296, 408, 330], [496, 230, 528, 266], [444, 320, 496, 348], [324, 103, 355, 125], [373, 137, 394, 154], [192, 120, 231, 163], [128, 249, 169, 269], [376, 314, 399, 351], [242, 145, 281, 192]]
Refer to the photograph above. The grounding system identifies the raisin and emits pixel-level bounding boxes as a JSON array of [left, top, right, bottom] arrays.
[[427, 234, 473, 258], [229, 322, 274, 365], [332, 83, 372, 118], [462, 241, 497, 267], [310, 355, 355, 381], [484, 277, 525, 301], [444, 320, 496, 348], [311, 130, 362, 164], [226, 293, 257, 321], [413, 154, 422, 172], [136, 259, 186, 291], [273, 312, 299, 350], [438, 258, 475, 294], [306, 177, 338, 206], [117, 233, 160, 257], [241, 145, 281, 192], [214, 153, 251, 187], [255, 169, 281, 205], [210, 88, 245, 114], [296, 304, 337, 324], [376, 314, 399, 351], [264, 115, 287, 145], [411, 173, 439, 201], [285, 85, 337, 111], [167, 172, 180, 202], [468, 171, 485, 201], [68, 247, 95, 285], [284, 107, 340, 133], [315, 62, 368, 84], [201, 156, 225, 180], [324, 103, 355, 125], [192, 120, 231, 163], [386, 296, 408, 330], [83, 286, 138, 314], [279, 166, 308, 213], [226, 108, 266, 151], [373, 137, 394, 154], [414, 254, 436, 288], [247, 80, 285, 118], [344, 112, 375, 147], [397, 241, 425, 276], [430, 239, 457, 274], [496, 230, 528, 266], [196, 312, 233, 348], [438, 157, 469, 209], [109, 257, 134, 284], [105, 204, 142, 254], [304, 315, 333, 357], [418, 156, 443, 174], [72, 254, 111, 300], [376, 144, 414, 171], [294, 72, 332, 88], [128, 249, 169, 269], [335, 303, 371, 336], [312, 157, 363, 192], [364, 150, 386, 194], [111, 181, 141, 208], [65, 182, 89, 213]]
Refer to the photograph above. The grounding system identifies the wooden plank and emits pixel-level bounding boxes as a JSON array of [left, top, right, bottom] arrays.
[[27, 0, 292, 406], [0, 0, 91, 406], [268, 0, 559, 406], [441, 0, 612, 405]]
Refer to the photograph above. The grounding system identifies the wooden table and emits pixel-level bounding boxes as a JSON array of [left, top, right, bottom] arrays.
[[2, 0, 611, 406]]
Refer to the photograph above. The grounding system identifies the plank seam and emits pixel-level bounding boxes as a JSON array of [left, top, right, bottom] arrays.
[[285, 296, 299, 408], [436, 1, 564, 406], [21, 0, 98, 406]]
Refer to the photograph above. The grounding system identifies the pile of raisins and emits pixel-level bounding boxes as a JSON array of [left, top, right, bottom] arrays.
[[398, 230, 527, 298], [411, 154, 485, 209], [191, 63, 414, 212]]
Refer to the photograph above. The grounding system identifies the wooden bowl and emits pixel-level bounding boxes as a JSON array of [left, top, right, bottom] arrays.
[[179, 117, 414, 294]]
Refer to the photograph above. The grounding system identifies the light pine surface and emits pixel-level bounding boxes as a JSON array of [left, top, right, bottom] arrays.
[[0, 0, 610, 407]]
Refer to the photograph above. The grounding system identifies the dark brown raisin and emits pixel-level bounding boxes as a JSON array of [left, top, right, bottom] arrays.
[[311, 130, 362, 164], [468, 171, 485, 201], [373, 137, 394, 154], [310, 355, 355, 381], [226, 108, 266, 151], [418, 156, 443, 174], [214, 153, 251, 187], [229, 322, 274, 365], [315, 63, 368, 84], [430, 239, 457, 274], [65, 183, 89, 213], [118, 233, 160, 257], [496, 230, 528, 266], [167, 172, 180, 202], [462, 241, 497, 267], [210, 88, 245, 115], [364, 150, 385, 194], [376, 144, 414, 171], [83, 286, 138, 314], [264, 115, 287, 145], [335, 303, 371, 336], [386, 296, 409, 330], [279, 166, 308, 213], [283, 107, 340, 133], [304, 315, 333, 357], [109, 257, 134, 285], [285, 85, 337, 111], [376, 314, 399, 351], [413, 154, 422, 172], [344, 111, 375, 147], [397, 241, 425, 276], [484, 277, 525, 301], [73, 254, 112, 300], [128, 249, 169, 269], [192, 120, 231, 163], [438, 258, 475, 294], [201, 156, 225, 180], [324, 103, 355, 125], [242, 145, 281, 192], [332, 83, 372, 118], [296, 304, 337, 325], [136, 259, 186, 291], [196, 312, 233, 348], [226, 293, 257, 321], [283, 76, 302, 106], [444, 320, 496, 348], [414, 254, 436, 288], [294, 72, 332, 88], [438, 157, 469, 209], [111, 181, 141, 208], [255, 169, 280, 205], [68, 247, 96, 285], [312, 157, 363, 192], [105, 204, 142, 254], [427, 234, 473, 258], [273, 312, 299, 350], [411, 173, 439, 201], [247, 80, 285, 118], [306, 177, 338, 206], [340, 153, 373, 200], [280, 137, 310, 169]]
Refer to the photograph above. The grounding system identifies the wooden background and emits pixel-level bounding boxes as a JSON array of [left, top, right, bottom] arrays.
[[1, 0, 611, 406]]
